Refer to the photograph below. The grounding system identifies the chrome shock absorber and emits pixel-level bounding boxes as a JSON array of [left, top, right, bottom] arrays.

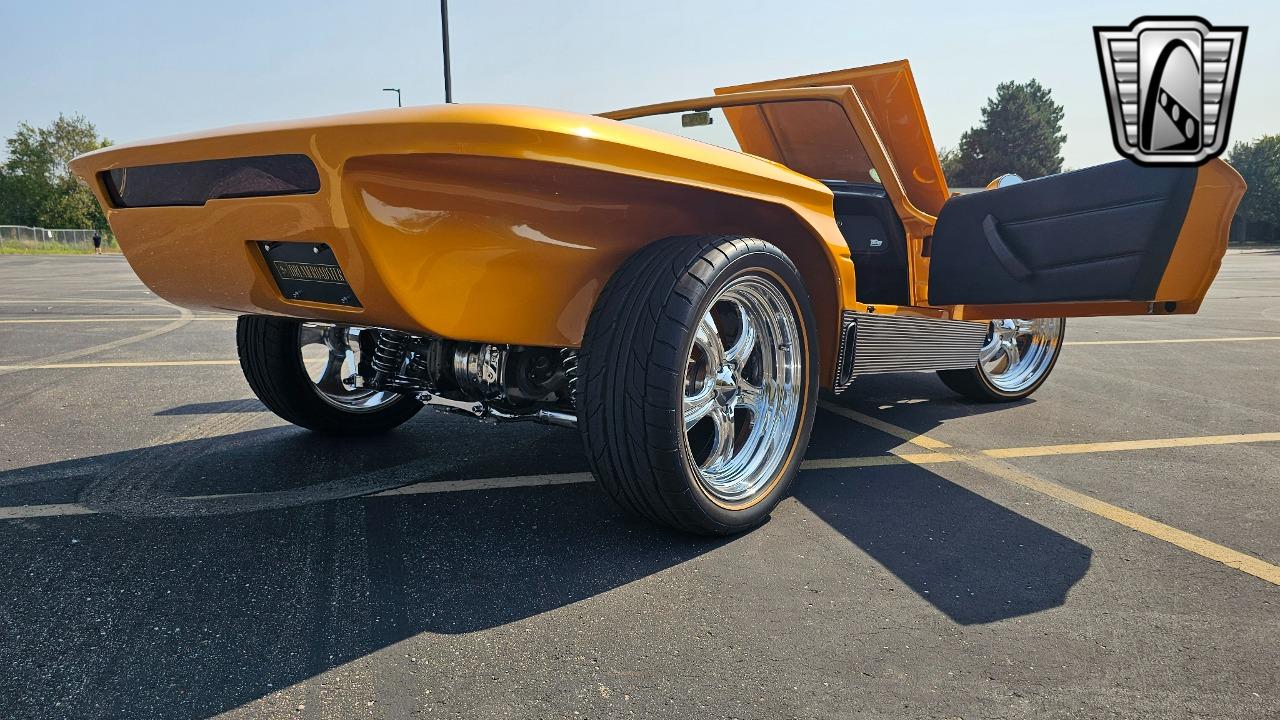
[[369, 330, 410, 388], [560, 347, 579, 409]]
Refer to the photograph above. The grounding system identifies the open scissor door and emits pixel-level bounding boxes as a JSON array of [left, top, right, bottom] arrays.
[[927, 158, 1245, 318]]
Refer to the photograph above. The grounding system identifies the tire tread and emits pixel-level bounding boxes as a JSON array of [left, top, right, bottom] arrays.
[[580, 235, 815, 535]]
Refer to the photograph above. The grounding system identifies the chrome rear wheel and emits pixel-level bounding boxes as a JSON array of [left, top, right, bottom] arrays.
[[579, 235, 818, 535], [682, 275, 803, 504]]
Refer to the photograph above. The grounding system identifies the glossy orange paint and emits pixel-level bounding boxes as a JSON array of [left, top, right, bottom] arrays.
[[70, 104, 848, 356], [1155, 159, 1247, 303]]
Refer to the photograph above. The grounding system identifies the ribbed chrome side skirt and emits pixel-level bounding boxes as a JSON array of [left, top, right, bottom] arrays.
[[834, 311, 988, 392]]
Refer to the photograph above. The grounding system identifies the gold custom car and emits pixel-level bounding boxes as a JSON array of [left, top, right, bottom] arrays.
[[70, 60, 1244, 535]]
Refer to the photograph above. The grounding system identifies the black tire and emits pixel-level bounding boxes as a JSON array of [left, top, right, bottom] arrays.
[[579, 235, 819, 535], [236, 315, 421, 434], [937, 318, 1066, 402]]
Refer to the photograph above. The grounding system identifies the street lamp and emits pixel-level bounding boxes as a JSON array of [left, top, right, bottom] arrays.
[[382, 0, 452, 108], [440, 0, 453, 103]]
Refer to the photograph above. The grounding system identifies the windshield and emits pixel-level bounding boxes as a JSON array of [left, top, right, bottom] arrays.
[[617, 99, 881, 186]]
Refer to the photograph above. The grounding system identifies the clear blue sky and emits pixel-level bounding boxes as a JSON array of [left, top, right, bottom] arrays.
[[1, 1, 1273, 169]]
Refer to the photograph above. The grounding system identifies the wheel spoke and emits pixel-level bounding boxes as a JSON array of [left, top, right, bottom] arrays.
[[1001, 337, 1022, 370], [298, 323, 330, 347], [701, 409, 737, 470], [979, 336, 1003, 363], [736, 379, 768, 419], [314, 349, 351, 395], [723, 301, 757, 368], [325, 326, 354, 356], [299, 323, 399, 412], [683, 384, 717, 430], [695, 311, 726, 368], [973, 316, 1064, 394]]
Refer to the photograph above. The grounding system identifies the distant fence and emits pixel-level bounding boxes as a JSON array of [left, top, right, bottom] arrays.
[[0, 225, 102, 248]]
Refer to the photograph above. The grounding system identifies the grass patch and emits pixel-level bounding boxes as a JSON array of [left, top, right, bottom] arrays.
[[0, 239, 121, 255]]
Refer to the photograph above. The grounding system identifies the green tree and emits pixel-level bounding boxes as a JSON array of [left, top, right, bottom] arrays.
[[942, 80, 1066, 187], [1227, 135, 1280, 244], [0, 114, 111, 230]]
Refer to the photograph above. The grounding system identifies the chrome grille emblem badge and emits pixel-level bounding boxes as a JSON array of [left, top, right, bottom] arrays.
[[1094, 16, 1246, 166]]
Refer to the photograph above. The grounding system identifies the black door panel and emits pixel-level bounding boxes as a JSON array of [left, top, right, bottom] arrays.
[[929, 160, 1197, 305]]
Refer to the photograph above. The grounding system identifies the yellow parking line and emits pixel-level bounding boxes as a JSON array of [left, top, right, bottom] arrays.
[[800, 452, 959, 470], [832, 407, 1280, 587], [1066, 336, 1280, 346], [962, 453, 1280, 586], [985, 432, 1280, 458], [818, 402, 952, 449], [0, 359, 240, 371], [0, 316, 234, 325]]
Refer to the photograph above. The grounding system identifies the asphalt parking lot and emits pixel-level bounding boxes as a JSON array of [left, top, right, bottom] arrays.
[[1, 251, 1277, 720]]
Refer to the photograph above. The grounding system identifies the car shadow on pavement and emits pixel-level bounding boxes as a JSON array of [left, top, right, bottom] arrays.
[[804, 374, 1092, 625], [0, 375, 1090, 718], [795, 465, 1091, 624], [154, 400, 268, 416]]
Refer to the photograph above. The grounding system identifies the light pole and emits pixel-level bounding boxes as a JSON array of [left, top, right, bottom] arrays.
[[440, 0, 453, 103], [383, 88, 402, 107]]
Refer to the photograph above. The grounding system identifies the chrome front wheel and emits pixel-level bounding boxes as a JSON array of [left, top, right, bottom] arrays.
[[237, 315, 421, 434], [298, 323, 401, 412], [938, 317, 1065, 401]]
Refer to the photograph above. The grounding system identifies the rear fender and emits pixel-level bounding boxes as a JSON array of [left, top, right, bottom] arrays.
[[343, 154, 849, 385], [69, 106, 854, 385]]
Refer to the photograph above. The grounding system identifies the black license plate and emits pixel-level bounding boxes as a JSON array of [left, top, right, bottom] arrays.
[[259, 242, 362, 308]]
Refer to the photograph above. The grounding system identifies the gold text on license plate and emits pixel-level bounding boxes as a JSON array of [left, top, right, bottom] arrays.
[[272, 261, 347, 283]]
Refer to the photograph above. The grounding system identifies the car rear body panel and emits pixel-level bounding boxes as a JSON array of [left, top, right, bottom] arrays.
[[70, 104, 846, 348]]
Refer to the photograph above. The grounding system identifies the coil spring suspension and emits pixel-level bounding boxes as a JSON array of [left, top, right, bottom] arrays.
[[370, 331, 410, 386], [560, 348, 579, 408]]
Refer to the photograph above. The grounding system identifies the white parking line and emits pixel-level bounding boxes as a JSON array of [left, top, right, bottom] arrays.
[[0, 360, 240, 371], [372, 473, 595, 496], [0, 299, 166, 305], [0, 316, 233, 325], [0, 307, 196, 378], [0, 503, 96, 520]]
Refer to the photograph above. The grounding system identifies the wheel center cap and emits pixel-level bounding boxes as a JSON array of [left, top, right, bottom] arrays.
[[713, 365, 738, 407]]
